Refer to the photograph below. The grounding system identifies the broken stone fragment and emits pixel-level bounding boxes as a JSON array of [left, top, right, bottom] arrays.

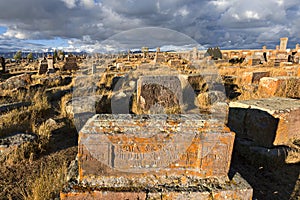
[[228, 97, 300, 148]]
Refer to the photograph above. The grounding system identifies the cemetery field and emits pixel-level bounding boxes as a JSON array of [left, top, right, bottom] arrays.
[[0, 55, 299, 199]]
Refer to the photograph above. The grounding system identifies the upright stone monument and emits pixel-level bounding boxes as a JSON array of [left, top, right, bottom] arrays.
[[0, 56, 5, 73], [47, 55, 55, 73], [38, 58, 48, 74], [280, 37, 288, 52], [62, 56, 79, 71], [137, 76, 183, 113]]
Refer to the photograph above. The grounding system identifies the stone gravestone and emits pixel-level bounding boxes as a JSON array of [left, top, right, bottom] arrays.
[[280, 37, 288, 52], [47, 56, 55, 73], [0, 56, 5, 72], [61, 114, 253, 199], [38, 58, 48, 74], [61, 74, 253, 199], [137, 76, 183, 113], [228, 97, 300, 164], [62, 56, 79, 71]]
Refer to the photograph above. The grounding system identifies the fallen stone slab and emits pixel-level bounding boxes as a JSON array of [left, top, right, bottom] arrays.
[[0, 101, 31, 114], [60, 173, 253, 200], [228, 97, 300, 148]]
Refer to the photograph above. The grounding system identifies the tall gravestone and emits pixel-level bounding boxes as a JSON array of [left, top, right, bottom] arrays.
[[280, 37, 288, 52], [38, 58, 48, 74]]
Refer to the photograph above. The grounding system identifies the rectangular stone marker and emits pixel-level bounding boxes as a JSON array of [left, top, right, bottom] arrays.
[[38, 60, 48, 74], [228, 97, 300, 148], [280, 37, 288, 51], [78, 114, 235, 187], [137, 76, 183, 113], [241, 71, 270, 85], [63, 56, 78, 71], [258, 76, 300, 98], [47, 57, 54, 69]]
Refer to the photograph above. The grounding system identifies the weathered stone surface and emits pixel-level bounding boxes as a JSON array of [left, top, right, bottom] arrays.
[[65, 95, 103, 117], [137, 76, 183, 113], [0, 74, 31, 91], [61, 173, 253, 200], [258, 76, 300, 98], [62, 56, 79, 71], [78, 114, 235, 187], [228, 97, 300, 148], [60, 191, 146, 200], [38, 59, 48, 74], [241, 71, 270, 85]]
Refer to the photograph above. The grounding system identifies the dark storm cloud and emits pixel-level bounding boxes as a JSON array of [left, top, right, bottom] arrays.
[[0, 0, 299, 50]]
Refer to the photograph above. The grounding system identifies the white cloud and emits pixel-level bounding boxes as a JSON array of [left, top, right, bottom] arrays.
[[61, 0, 77, 9], [80, 0, 95, 9], [245, 11, 260, 20], [0, 0, 299, 51]]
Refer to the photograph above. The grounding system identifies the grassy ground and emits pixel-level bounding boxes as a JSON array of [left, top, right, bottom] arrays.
[[0, 120, 78, 200], [0, 64, 299, 200], [0, 70, 78, 200]]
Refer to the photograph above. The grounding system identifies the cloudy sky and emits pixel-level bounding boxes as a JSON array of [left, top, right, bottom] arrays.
[[0, 0, 299, 52]]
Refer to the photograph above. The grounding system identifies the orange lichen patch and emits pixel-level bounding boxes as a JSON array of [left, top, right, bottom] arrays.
[[60, 191, 147, 200], [297, 67, 300, 77], [105, 134, 174, 153], [258, 77, 286, 98]]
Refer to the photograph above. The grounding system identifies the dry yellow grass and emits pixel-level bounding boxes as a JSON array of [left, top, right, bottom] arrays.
[[22, 161, 67, 200], [60, 93, 73, 117], [0, 108, 31, 137]]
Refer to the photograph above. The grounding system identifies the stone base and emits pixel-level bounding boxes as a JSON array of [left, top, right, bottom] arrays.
[[61, 173, 253, 200]]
